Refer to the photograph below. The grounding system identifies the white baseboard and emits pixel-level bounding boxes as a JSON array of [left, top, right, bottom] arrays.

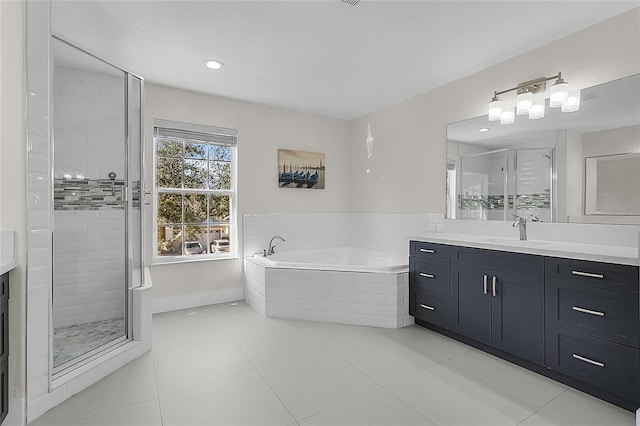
[[152, 287, 244, 314]]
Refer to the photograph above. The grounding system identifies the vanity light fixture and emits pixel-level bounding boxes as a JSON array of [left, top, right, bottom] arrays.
[[203, 59, 223, 70], [488, 72, 580, 124]]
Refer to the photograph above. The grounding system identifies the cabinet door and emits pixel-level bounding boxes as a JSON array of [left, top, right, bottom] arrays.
[[491, 271, 545, 365], [452, 264, 492, 345]]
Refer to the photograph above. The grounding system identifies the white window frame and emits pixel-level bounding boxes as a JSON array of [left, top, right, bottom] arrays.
[[152, 119, 238, 264]]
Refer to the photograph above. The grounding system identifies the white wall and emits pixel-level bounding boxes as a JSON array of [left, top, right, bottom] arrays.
[[347, 8, 640, 214], [0, 1, 27, 424], [144, 84, 350, 312]]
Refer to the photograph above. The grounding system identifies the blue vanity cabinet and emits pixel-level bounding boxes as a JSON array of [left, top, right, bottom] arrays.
[[545, 257, 640, 403], [409, 239, 640, 410], [409, 241, 452, 329], [450, 247, 545, 366]]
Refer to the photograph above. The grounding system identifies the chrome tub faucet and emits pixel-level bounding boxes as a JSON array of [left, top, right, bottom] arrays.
[[264, 235, 286, 256], [512, 215, 527, 240]]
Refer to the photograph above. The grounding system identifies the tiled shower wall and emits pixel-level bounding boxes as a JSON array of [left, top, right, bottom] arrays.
[[53, 65, 126, 181], [53, 209, 125, 328], [51, 60, 129, 328]]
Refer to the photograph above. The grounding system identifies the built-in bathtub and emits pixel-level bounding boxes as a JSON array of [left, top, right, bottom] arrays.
[[244, 246, 413, 328]]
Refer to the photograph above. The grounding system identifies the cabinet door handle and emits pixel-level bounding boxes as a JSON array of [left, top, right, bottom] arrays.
[[572, 353, 605, 368], [492, 276, 497, 297], [419, 248, 435, 254], [572, 306, 605, 317], [571, 270, 604, 279], [483, 275, 488, 295], [419, 304, 435, 311], [419, 273, 435, 278]]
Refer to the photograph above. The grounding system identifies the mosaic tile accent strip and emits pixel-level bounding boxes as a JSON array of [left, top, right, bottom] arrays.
[[54, 178, 141, 210], [458, 193, 550, 211]]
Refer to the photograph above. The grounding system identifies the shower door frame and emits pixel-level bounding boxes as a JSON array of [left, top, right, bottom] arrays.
[[49, 35, 145, 378]]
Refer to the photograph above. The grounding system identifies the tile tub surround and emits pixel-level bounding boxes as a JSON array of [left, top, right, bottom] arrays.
[[242, 212, 444, 258], [245, 257, 413, 329]]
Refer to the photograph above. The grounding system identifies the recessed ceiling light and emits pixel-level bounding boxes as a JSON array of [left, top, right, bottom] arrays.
[[203, 59, 223, 70], [479, 128, 490, 132]]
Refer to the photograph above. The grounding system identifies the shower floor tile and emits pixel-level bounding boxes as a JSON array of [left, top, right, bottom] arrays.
[[53, 318, 125, 367]]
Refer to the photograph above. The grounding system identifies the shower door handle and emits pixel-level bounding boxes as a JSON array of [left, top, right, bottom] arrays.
[[120, 186, 129, 202]]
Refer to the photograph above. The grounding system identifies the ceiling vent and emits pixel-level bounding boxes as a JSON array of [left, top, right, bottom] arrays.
[[341, 0, 359, 5]]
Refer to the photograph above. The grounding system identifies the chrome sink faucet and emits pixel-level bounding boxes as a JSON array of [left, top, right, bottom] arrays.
[[264, 235, 286, 256], [512, 215, 527, 240]]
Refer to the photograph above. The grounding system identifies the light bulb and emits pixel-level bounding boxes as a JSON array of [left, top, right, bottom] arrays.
[[488, 98, 503, 122], [529, 100, 545, 119], [500, 108, 515, 124], [561, 90, 581, 112], [203, 59, 223, 70], [550, 80, 568, 108], [516, 92, 533, 115]]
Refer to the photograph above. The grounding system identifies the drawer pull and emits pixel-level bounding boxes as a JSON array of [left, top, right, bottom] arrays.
[[419, 304, 435, 311], [419, 248, 435, 254], [572, 353, 605, 368], [572, 306, 605, 317], [419, 273, 435, 279], [571, 270, 604, 279], [483, 275, 488, 295]]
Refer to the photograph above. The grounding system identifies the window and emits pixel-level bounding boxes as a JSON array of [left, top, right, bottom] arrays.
[[153, 119, 237, 261]]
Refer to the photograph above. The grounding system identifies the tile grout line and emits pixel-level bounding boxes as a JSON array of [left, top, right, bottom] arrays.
[[212, 305, 299, 425], [515, 388, 570, 426]]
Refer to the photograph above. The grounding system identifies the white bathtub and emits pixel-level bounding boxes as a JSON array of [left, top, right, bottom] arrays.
[[254, 246, 408, 273], [244, 246, 412, 328]]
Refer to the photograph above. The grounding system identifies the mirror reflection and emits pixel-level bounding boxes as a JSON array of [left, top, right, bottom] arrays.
[[446, 74, 640, 224]]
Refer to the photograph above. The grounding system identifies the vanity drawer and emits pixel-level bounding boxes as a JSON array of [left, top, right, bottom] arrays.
[[410, 288, 451, 329], [451, 246, 544, 277], [546, 325, 640, 401], [546, 280, 639, 348], [410, 241, 450, 262], [545, 258, 638, 294], [409, 258, 450, 296]]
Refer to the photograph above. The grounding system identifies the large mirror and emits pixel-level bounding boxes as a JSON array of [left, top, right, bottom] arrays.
[[446, 74, 640, 224]]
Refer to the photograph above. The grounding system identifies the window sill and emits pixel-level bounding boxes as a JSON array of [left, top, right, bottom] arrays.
[[152, 253, 239, 266]]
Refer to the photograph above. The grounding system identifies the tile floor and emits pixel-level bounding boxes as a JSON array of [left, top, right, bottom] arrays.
[[30, 301, 636, 426]]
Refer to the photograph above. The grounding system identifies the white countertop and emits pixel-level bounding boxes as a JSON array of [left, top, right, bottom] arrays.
[[410, 232, 639, 266], [0, 260, 16, 276], [0, 231, 16, 275]]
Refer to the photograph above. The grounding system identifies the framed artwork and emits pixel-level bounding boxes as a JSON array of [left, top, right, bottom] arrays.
[[278, 149, 325, 189]]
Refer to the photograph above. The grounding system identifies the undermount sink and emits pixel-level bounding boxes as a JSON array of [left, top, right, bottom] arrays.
[[484, 238, 550, 246]]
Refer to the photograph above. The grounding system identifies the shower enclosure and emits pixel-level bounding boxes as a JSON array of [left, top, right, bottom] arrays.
[[51, 36, 144, 374], [455, 148, 553, 221]]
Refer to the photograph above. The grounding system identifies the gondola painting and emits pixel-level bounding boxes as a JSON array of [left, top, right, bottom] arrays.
[[278, 149, 325, 189]]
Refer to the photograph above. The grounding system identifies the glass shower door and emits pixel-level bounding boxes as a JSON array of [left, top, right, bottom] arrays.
[[458, 150, 510, 220], [52, 38, 129, 371]]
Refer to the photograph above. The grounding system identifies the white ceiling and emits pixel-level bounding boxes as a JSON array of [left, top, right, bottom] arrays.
[[51, 0, 639, 121]]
